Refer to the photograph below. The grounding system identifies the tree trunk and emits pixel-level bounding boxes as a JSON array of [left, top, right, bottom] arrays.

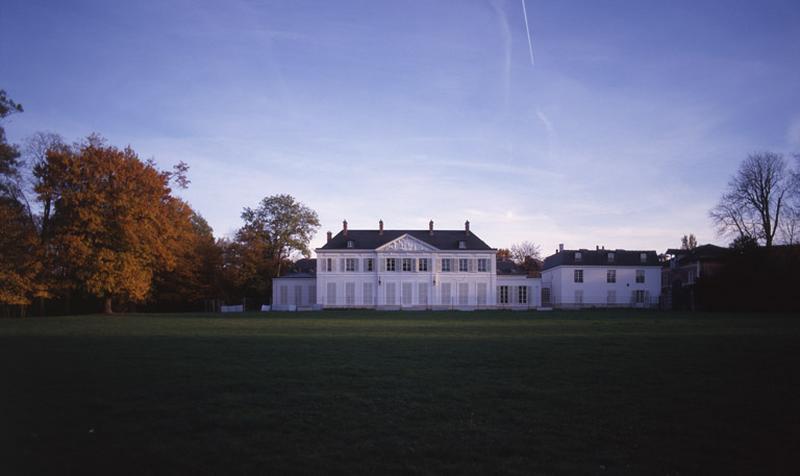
[[104, 296, 113, 314]]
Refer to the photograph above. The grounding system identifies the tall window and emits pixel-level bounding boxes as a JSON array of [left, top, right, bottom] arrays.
[[541, 288, 551, 306], [499, 286, 509, 304], [575, 251, 582, 262], [477, 258, 488, 272], [640, 253, 647, 263], [418, 258, 429, 272], [386, 258, 396, 272], [518, 286, 528, 304], [459, 258, 468, 272], [366, 258, 374, 272], [575, 289, 583, 305], [326, 258, 332, 272], [402, 258, 413, 272], [442, 258, 451, 272], [636, 270, 645, 283], [345, 258, 356, 272], [607, 269, 616, 283], [574, 269, 584, 283], [635, 289, 646, 304]]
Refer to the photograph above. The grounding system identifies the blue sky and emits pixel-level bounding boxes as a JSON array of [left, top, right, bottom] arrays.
[[3, 0, 799, 255]]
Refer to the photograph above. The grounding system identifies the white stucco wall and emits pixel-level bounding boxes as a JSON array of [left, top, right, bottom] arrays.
[[541, 266, 661, 308]]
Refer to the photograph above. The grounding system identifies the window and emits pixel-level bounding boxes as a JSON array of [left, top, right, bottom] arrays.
[[402, 282, 413, 305], [607, 269, 616, 283], [607, 290, 616, 305], [635, 289, 646, 304], [402, 258, 413, 272], [575, 251, 582, 262], [458, 241, 466, 249], [326, 282, 336, 305], [346, 240, 354, 248], [477, 283, 487, 305], [574, 269, 584, 283], [687, 269, 696, 285], [518, 286, 528, 304], [345, 258, 356, 272], [365, 258, 374, 272], [326, 258, 332, 272], [386, 258, 396, 272], [477, 258, 488, 272], [636, 270, 645, 283], [441, 283, 451, 304], [499, 285, 509, 304], [386, 282, 396, 305], [459, 258, 468, 272], [363, 283, 373, 305], [442, 258, 451, 272], [418, 283, 428, 306], [608, 252, 615, 263], [640, 253, 647, 263], [458, 283, 468, 305], [541, 288, 551, 306], [418, 258, 429, 272], [345, 282, 355, 305]]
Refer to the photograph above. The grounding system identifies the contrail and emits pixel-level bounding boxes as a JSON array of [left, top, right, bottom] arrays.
[[521, 0, 535, 66]]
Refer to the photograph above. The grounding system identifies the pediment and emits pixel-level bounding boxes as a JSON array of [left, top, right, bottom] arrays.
[[377, 234, 438, 252]]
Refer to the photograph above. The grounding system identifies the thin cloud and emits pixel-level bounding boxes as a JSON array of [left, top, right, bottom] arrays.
[[521, 0, 535, 66]]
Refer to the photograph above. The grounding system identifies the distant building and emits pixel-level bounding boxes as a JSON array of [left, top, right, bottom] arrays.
[[272, 220, 541, 310], [272, 220, 663, 311], [540, 245, 661, 308]]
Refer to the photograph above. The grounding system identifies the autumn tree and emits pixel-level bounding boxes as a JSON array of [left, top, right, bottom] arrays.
[[510, 241, 542, 273], [39, 135, 188, 313], [150, 206, 223, 309], [681, 234, 697, 250], [0, 90, 46, 314], [710, 152, 791, 247], [239, 194, 320, 278], [496, 248, 511, 261]]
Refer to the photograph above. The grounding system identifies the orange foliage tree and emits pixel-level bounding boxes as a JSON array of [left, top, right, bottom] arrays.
[[40, 135, 188, 313]]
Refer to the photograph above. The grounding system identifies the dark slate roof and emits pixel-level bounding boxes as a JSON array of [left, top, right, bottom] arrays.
[[318, 230, 494, 251], [278, 258, 316, 278], [496, 259, 527, 275], [542, 249, 659, 270], [275, 272, 315, 279], [292, 258, 317, 274]]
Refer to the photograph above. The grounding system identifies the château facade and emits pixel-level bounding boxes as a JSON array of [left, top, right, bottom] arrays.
[[271, 220, 661, 310]]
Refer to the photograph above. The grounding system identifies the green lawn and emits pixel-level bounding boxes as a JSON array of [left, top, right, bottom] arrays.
[[2, 310, 799, 475]]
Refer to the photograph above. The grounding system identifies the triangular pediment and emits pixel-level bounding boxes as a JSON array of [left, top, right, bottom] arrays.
[[377, 234, 439, 252]]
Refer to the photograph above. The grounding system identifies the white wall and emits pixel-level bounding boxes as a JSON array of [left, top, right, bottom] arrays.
[[496, 275, 541, 309], [542, 266, 661, 308], [271, 277, 317, 309], [315, 247, 497, 309]]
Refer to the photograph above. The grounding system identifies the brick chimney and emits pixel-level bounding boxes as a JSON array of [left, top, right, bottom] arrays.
[[464, 220, 470, 235], [379, 219, 384, 236], [326, 231, 332, 243], [429, 220, 434, 235], [343, 220, 348, 237]]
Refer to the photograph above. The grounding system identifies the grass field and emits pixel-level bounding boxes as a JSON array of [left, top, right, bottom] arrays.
[[2, 310, 799, 475]]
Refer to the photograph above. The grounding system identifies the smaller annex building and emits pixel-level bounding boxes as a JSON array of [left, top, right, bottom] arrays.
[[541, 245, 661, 308]]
